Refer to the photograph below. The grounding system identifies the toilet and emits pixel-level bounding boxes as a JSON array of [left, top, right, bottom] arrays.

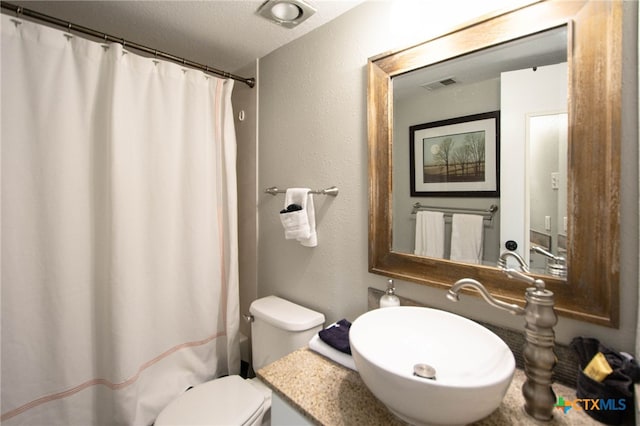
[[155, 295, 325, 426]]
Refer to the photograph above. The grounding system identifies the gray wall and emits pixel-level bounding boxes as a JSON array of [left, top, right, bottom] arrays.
[[253, 1, 638, 353], [392, 78, 501, 261], [233, 60, 259, 340]]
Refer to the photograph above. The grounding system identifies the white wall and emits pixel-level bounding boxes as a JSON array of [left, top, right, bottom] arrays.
[[254, 1, 638, 352], [501, 62, 568, 266]]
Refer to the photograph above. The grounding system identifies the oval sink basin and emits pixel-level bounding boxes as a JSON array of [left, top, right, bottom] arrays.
[[350, 306, 515, 425]]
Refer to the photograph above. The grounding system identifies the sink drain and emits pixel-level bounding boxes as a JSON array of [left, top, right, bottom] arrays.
[[413, 363, 436, 380]]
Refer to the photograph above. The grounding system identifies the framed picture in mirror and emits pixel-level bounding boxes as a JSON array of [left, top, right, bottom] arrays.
[[410, 111, 499, 197]]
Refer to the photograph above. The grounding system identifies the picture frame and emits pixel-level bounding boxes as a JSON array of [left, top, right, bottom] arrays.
[[409, 111, 500, 197]]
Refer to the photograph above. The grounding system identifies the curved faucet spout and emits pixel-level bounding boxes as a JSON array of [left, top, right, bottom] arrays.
[[447, 275, 557, 421], [448, 278, 525, 316], [497, 251, 529, 272]]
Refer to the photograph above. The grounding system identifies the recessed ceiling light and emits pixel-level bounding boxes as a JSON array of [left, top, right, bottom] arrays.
[[256, 0, 317, 29], [271, 2, 302, 21]]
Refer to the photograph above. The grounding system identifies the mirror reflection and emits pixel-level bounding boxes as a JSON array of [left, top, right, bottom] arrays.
[[528, 112, 568, 276], [391, 26, 567, 278]]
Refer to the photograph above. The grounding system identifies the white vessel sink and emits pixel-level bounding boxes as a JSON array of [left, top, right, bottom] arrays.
[[349, 306, 515, 425]]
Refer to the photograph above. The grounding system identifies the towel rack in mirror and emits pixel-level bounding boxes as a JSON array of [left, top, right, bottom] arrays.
[[265, 186, 339, 197], [411, 203, 498, 221]]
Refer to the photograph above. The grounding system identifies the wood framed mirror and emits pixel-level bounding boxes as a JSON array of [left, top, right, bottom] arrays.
[[368, 0, 621, 327]]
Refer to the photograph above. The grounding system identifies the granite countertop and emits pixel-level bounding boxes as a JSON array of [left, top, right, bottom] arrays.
[[257, 347, 603, 426]]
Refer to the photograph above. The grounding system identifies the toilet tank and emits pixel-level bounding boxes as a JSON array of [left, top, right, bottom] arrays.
[[249, 296, 325, 371]]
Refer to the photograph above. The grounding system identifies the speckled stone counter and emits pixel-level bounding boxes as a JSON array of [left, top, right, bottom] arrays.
[[257, 347, 602, 426]]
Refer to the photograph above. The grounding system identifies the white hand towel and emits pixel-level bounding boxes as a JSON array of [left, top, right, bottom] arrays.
[[280, 188, 317, 247], [414, 211, 445, 258], [450, 213, 484, 264], [308, 334, 357, 371], [299, 193, 317, 247]]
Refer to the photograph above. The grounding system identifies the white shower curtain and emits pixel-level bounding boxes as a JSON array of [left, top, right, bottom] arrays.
[[1, 14, 240, 426]]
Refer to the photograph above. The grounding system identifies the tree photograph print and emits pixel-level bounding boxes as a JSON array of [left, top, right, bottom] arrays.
[[410, 111, 499, 197], [422, 130, 486, 184]]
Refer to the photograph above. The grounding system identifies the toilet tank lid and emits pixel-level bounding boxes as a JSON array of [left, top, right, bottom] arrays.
[[250, 296, 325, 331]]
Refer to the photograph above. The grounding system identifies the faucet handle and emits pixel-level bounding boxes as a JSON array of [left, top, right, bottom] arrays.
[[503, 268, 546, 290], [531, 245, 566, 264], [531, 245, 567, 277]]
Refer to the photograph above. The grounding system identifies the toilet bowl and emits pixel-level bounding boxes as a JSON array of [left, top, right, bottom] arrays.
[[154, 296, 324, 425], [154, 376, 266, 426]]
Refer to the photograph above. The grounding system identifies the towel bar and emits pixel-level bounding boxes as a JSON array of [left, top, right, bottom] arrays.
[[411, 203, 498, 221], [265, 186, 339, 197]]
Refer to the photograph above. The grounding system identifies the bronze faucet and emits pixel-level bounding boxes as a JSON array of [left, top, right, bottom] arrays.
[[447, 268, 557, 421]]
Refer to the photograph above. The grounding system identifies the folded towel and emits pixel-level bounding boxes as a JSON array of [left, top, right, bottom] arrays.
[[318, 319, 351, 354], [309, 334, 357, 371], [450, 213, 484, 264], [280, 204, 302, 214], [414, 211, 445, 258], [309, 320, 357, 371], [280, 188, 317, 247], [280, 188, 310, 239]]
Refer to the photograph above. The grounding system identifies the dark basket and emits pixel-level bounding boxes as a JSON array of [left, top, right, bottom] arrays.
[[571, 337, 640, 425]]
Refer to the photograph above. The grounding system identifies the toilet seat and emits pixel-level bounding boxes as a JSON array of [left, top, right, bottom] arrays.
[[155, 375, 265, 426]]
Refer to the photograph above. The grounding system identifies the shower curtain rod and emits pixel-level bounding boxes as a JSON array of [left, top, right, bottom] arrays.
[[0, 1, 256, 88]]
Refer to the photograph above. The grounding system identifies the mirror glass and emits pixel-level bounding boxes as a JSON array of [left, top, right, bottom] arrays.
[[391, 27, 567, 278]]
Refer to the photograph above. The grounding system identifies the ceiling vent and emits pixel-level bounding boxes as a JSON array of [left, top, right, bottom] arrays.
[[421, 77, 458, 91]]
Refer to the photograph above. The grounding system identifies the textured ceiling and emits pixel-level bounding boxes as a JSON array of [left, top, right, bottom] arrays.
[[8, 0, 363, 76]]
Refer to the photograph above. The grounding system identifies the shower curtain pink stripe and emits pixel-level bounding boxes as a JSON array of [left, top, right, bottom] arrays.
[[1, 331, 226, 422], [1, 14, 240, 426]]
